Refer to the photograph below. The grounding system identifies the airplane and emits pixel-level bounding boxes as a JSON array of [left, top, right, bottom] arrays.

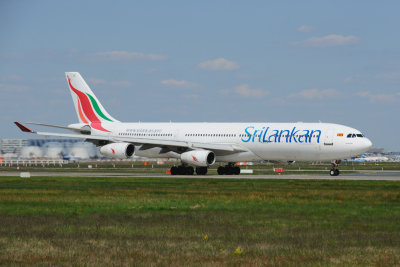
[[60, 152, 83, 162], [350, 154, 389, 163], [14, 72, 372, 176]]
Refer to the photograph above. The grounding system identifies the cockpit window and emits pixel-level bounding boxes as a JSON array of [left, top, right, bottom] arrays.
[[347, 133, 365, 138]]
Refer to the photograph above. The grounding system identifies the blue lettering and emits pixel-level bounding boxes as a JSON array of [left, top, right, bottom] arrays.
[[289, 127, 300, 143], [241, 126, 323, 144], [258, 127, 265, 143], [252, 130, 259, 143], [302, 130, 310, 143], [262, 127, 270, 143], [268, 130, 279, 143], [279, 130, 290, 143], [310, 130, 321, 143], [241, 126, 254, 143]]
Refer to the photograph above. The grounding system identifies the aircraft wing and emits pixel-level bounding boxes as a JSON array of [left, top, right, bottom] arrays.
[[25, 122, 76, 130], [14, 122, 247, 153]]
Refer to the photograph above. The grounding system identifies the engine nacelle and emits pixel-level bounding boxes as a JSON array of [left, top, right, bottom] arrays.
[[180, 150, 216, 167], [99, 143, 134, 159]]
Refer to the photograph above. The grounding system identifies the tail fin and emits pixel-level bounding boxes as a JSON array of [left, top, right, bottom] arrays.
[[65, 72, 119, 124]]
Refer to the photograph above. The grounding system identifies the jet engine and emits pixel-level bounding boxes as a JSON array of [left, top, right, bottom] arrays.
[[99, 143, 134, 159], [180, 150, 216, 167]]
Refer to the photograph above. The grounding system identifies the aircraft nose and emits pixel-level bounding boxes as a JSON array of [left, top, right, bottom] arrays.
[[364, 138, 373, 150]]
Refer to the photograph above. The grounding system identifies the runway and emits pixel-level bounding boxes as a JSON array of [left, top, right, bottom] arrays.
[[1, 171, 400, 180]]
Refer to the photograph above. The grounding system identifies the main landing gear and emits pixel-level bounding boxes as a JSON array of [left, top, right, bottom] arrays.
[[330, 160, 341, 176], [170, 165, 207, 175], [170, 165, 194, 175], [217, 163, 240, 175], [196, 167, 208, 175]]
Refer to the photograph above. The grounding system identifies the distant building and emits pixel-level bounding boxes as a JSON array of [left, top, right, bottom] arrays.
[[0, 139, 29, 154], [0, 138, 96, 159], [367, 148, 385, 154], [28, 139, 81, 147]]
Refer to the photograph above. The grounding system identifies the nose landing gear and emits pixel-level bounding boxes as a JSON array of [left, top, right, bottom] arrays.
[[330, 160, 341, 176], [330, 168, 340, 176]]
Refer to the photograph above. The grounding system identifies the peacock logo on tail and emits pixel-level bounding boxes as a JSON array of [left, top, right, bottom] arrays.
[[67, 75, 112, 132]]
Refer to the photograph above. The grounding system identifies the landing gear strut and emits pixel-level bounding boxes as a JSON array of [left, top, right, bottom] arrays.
[[217, 163, 240, 175], [330, 160, 341, 176], [170, 165, 194, 175]]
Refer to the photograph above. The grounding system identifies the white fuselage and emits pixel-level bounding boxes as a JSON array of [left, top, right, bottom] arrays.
[[91, 122, 372, 162]]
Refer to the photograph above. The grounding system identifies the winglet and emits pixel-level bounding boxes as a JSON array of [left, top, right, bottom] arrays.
[[14, 122, 34, 133]]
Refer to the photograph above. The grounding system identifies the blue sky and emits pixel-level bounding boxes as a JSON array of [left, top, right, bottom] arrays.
[[1, 1, 399, 150]]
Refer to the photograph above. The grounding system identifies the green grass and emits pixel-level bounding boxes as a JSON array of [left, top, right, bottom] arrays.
[[0, 176, 399, 266]]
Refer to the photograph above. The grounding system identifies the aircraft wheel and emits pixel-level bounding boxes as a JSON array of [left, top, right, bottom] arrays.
[[217, 166, 225, 175], [177, 165, 186, 175], [171, 166, 178, 175], [225, 167, 233, 175], [187, 166, 194, 175], [330, 169, 339, 176], [196, 167, 208, 175], [330, 160, 341, 177]]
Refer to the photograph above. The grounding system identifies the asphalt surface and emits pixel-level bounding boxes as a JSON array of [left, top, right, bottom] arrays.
[[1, 171, 400, 180]]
